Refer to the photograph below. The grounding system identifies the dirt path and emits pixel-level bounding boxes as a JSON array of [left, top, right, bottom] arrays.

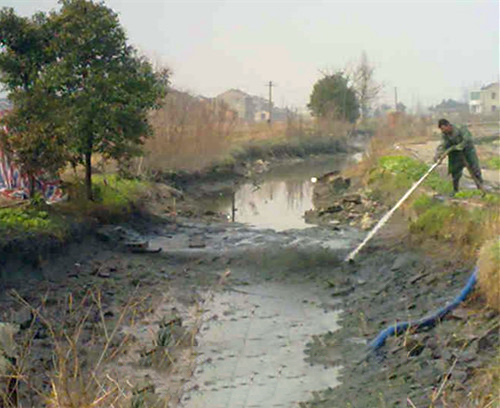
[[399, 137, 500, 190]]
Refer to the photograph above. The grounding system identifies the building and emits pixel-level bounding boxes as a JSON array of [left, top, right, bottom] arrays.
[[469, 82, 500, 114], [215, 89, 288, 123]]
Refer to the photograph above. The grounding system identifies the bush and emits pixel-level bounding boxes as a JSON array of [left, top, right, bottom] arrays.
[[0, 207, 66, 236]]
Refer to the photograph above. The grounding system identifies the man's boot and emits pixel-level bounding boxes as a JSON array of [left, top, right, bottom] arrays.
[[473, 174, 487, 197], [450, 178, 460, 197]]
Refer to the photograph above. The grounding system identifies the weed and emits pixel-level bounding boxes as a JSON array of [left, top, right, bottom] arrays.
[[477, 238, 500, 312], [0, 207, 67, 237], [485, 157, 500, 170]]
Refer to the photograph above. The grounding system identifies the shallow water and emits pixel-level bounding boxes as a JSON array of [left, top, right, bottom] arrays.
[[213, 155, 350, 231], [180, 282, 341, 408]]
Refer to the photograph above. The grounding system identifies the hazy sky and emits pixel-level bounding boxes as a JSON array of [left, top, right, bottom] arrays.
[[1, 0, 499, 110]]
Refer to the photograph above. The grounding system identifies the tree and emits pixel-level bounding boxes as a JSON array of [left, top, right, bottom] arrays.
[[396, 102, 407, 113], [0, 1, 168, 201], [1, 90, 68, 197], [0, 8, 52, 92], [307, 72, 359, 123], [44, 0, 167, 199], [0, 8, 67, 197], [351, 52, 381, 120]]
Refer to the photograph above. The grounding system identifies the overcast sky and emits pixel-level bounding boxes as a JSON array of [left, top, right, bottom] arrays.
[[1, 0, 499, 110]]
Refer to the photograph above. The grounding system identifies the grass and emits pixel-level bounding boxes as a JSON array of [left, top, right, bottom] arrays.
[[57, 174, 151, 221], [485, 156, 500, 170], [477, 238, 500, 312], [365, 155, 453, 203], [0, 206, 67, 237]]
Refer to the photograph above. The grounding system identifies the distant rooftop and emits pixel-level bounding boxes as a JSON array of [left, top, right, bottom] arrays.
[[481, 82, 499, 90]]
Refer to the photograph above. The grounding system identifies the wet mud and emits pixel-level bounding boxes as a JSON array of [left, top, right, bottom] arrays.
[[0, 145, 497, 407]]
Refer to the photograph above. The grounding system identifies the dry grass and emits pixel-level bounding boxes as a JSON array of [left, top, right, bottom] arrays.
[[477, 237, 500, 312], [466, 353, 500, 408], [5, 289, 146, 408], [143, 90, 238, 173], [0, 265, 233, 407], [343, 113, 434, 181]]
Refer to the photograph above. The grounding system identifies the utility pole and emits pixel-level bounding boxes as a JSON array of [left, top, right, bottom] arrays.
[[267, 81, 274, 125], [394, 87, 398, 111]]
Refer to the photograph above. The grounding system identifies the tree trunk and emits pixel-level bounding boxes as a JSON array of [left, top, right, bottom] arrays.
[[85, 150, 92, 201], [28, 174, 36, 199]]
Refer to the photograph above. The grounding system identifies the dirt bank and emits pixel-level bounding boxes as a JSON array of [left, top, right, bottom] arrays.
[[0, 131, 497, 407], [298, 133, 499, 407]]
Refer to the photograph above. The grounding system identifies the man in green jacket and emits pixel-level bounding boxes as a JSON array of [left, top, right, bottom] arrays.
[[434, 118, 485, 196]]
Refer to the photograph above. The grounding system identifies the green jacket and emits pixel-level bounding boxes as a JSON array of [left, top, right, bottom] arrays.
[[435, 124, 473, 158], [435, 124, 480, 177]]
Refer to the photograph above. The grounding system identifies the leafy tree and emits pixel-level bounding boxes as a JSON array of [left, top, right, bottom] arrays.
[[0, 8, 52, 92], [308, 72, 359, 123], [44, 0, 167, 199], [1, 90, 68, 197], [0, 1, 168, 201], [0, 8, 67, 197]]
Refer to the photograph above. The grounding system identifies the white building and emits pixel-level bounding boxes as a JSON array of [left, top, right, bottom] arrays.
[[469, 82, 500, 114]]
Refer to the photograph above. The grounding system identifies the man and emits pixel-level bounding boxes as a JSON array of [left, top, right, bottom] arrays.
[[434, 118, 485, 196]]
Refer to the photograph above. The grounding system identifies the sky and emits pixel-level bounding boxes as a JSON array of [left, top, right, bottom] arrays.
[[1, 0, 499, 111]]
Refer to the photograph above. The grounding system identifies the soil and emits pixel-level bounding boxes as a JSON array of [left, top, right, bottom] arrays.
[[0, 131, 498, 407]]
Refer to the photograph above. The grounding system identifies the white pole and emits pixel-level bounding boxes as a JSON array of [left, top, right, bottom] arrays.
[[344, 153, 449, 263]]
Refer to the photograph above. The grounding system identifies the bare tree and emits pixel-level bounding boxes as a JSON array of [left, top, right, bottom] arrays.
[[350, 52, 382, 120]]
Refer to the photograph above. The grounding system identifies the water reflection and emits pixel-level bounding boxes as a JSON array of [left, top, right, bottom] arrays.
[[233, 179, 314, 231], [215, 156, 349, 231]]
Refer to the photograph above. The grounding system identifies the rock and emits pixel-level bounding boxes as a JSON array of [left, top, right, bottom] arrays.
[[360, 213, 375, 230], [391, 254, 411, 271], [328, 176, 351, 193], [189, 236, 206, 248], [342, 194, 362, 205], [12, 307, 32, 329], [476, 325, 499, 352], [253, 159, 269, 174], [98, 269, 111, 278], [0, 323, 18, 359], [319, 205, 343, 215], [448, 308, 469, 320], [331, 286, 354, 297]]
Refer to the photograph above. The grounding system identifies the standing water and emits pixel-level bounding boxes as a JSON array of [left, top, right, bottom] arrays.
[[214, 155, 350, 231], [178, 155, 353, 407]]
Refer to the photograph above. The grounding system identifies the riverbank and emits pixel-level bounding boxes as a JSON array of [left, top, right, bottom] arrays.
[[0, 131, 364, 406], [300, 130, 499, 407], [0, 123, 497, 407]]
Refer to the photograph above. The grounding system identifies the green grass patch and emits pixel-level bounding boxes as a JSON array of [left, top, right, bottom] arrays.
[[376, 155, 452, 194], [485, 157, 500, 170], [92, 174, 150, 209], [0, 207, 67, 236], [411, 194, 435, 214], [58, 174, 151, 221], [409, 200, 491, 250]]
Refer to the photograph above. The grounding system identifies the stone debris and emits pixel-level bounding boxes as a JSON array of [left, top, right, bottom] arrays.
[[96, 225, 161, 253]]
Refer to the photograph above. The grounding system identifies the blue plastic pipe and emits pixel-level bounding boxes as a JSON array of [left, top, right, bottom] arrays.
[[368, 266, 478, 351]]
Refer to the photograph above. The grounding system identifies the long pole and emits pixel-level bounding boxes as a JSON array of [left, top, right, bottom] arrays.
[[268, 81, 273, 124], [344, 150, 451, 263]]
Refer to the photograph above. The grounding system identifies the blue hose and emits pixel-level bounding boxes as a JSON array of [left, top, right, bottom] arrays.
[[368, 266, 478, 351]]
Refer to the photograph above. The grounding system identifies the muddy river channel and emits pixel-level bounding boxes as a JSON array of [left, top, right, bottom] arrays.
[[175, 156, 360, 407]]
